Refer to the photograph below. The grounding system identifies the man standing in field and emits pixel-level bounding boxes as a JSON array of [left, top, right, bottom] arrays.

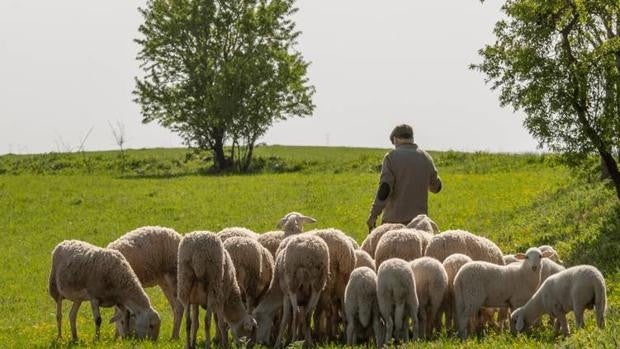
[[367, 124, 442, 231]]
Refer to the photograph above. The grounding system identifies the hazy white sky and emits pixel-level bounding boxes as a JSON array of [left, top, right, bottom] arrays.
[[0, 1, 539, 155]]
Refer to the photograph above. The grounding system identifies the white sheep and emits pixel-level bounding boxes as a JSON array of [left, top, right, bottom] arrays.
[[376, 258, 420, 346], [223, 236, 274, 311], [217, 227, 258, 242], [252, 234, 330, 347], [354, 249, 376, 271], [406, 214, 440, 234], [453, 247, 554, 339], [48, 240, 161, 341], [344, 267, 383, 346], [177, 231, 256, 349], [425, 229, 504, 264], [504, 245, 563, 267], [258, 230, 285, 259], [361, 223, 406, 257], [106, 226, 183, 339], [410, 256, 448, 339], [309, 228, 357, 341], [510, 265, 606, 337], [374, 229, 425, 267]]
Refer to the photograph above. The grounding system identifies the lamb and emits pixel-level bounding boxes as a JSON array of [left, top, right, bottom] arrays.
[[376, 258, 420, 346], [406, 214, 440, 234], [374, 229, 425, 267], [177, 231, 256, 349], [258, 230, 285, 259], [253, 234, 330, 348], [425, 229, 504, 264], [409, 257, 448, 339], [106, 226, 183, 339], [354, 249, 376, 271], [310, 228, 357, 341], [453, 247, 554, 339], [217, 227, 258, 242], [360, 223, 406, 257], [48, 240, 161, 341], [223, 236, 274, 311], [440, 253, 473, 331], [344, 267, 383, 346], [504, 245, 563, 267], [503, 254, 519, 265], [510, 265, 606, 337]]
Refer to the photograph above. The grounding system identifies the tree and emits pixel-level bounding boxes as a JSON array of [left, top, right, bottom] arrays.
[[474, 0, 620, 200], [134, 0, 315, 172]]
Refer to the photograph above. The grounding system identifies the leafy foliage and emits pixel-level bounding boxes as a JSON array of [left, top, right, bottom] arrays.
[[474, 0, 620, 199], [134, 0, 315, 172]]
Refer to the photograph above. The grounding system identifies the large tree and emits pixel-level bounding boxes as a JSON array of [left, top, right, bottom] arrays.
[[134, 0, 315, 172], [474, 0, 620, 200]]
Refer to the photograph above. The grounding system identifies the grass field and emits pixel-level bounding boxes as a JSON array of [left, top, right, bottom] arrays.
[[0, 146, 618, 348]]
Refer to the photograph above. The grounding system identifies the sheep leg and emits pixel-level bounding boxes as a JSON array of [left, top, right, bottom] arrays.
[[216, 311, 229, 349], [408, 302, 419, 341], [69, 301, 81, 342], [276, 295, 292, 348], [55, 299, 63, 339], [89, 299, 102, 340], [557, 312, 570, 337], [204, 308, 211, 349], [304, 289, 321, 347], [574, 305, 585, 329], [288, 292, 301, 342], [372, 309, 383, 348], [384, 315, 394, 345], [160, 275, 183, 339], [190, 304, 199, 349], [418, 305, 427, 340], [184, 302, 193, 349]]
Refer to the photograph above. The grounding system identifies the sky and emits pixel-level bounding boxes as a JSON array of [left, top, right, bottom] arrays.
[[0, 1, 540, 155]]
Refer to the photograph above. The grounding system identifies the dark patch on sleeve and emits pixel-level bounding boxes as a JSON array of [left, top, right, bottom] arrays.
[[377, 182, 391, 201]]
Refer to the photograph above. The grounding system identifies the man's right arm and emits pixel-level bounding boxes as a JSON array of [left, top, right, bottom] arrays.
[[427, 152, 442, 193], [368, 154, 395, 229]]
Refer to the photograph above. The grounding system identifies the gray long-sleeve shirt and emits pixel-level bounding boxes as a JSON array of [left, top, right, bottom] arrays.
[[370, 143, 441, 224]]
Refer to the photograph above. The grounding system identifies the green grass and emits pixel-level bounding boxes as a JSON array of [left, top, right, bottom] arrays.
[[0, 146, 618, 348]]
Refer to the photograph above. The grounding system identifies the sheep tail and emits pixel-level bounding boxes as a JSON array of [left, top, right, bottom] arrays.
[[594, 279, 607, 329]]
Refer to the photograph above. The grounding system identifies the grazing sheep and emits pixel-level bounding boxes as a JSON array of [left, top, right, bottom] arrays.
[[106, 226, 183, 339], [177, 231, 256, 349], [425, 230, 504, 265], [354, 250, 376, 271], [48, 240, 161, 341], [223, 236, 274, 311], [258, 230, 285, 259], [278, 211, 317, 237], [361, 223, 406, 257], [503, 254, 519, 265], [406, 214, 440, 234], [511, 265, 606, 337], [310, 228, 357, 341], [374, 229, 425, 267], [218, 227, 258, 242], [440, 253, 473, 331], [377, 258, 420, 346], [538, 245, 564, 264], [453, 247, 554, 340], [253, 234, 330, 348], [410, 257, 448, 339], [344, 267, 383, 346]]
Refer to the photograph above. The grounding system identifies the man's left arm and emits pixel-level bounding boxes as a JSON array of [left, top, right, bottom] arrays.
[[427, 153, 442, 193]]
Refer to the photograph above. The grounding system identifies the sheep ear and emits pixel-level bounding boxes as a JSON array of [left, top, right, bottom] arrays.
[[430, 221, 440, 234], [516, 315, 525, 332], [515, 253, 526, 260], [301, 215, 316, 224], [542, 251, 555, 259], [109, 312, 123, 324]]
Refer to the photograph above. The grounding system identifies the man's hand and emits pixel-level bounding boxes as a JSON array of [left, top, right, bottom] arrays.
[[366, 215, 377, 233]]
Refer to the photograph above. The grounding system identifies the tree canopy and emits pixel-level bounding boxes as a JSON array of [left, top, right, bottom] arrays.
[[474, 0, 620, 199], [134, 0, 315, 172]]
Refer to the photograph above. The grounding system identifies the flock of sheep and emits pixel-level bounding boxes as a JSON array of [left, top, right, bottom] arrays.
[[48, 212, 608, 348]]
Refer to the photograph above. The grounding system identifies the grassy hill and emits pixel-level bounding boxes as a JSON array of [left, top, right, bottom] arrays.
[[0, 146, 617, 348]]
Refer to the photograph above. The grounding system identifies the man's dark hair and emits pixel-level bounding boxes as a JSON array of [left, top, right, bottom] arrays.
[[390, 124, 414, 143]]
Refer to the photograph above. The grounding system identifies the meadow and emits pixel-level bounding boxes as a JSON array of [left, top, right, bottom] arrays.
[[0, 145, 618, 348]]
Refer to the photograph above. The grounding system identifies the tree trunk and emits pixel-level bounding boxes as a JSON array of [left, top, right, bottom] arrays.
[[600, 149, 620, 201], [241, 142, 255, 173], [212, 128, 230, 171]]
